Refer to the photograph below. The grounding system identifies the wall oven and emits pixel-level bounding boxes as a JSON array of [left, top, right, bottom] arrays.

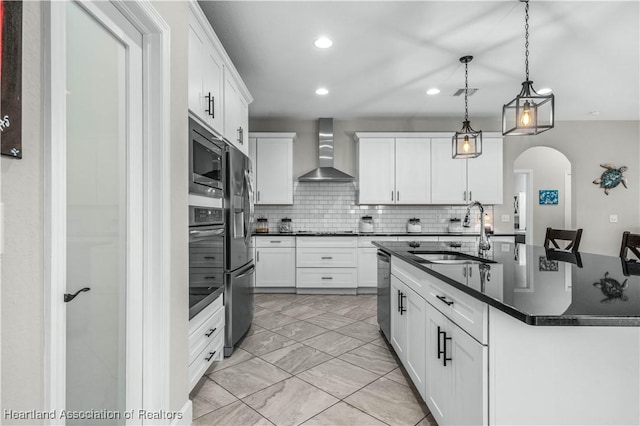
[[189, 117, 224, 198], [189, 205, 225, 320]]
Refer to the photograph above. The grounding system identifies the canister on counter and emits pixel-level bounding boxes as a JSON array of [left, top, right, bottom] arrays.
[[359, 216, 374, 233], [256, 217, 269, 233], [407, 218, 422, 233], [279, 217, 293, 233]]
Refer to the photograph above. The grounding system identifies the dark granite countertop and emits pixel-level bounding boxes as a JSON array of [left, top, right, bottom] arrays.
[[374, 241, 640, 327], [254, 231, 516, 237], [189, 285, 224, 320]]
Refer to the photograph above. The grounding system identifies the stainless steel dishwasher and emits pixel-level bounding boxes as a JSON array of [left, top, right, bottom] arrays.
[[377, 250, 391, 340]]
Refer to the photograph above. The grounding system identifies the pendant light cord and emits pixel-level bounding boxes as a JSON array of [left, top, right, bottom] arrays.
[[524, 0, 530, 80], [464, 61, 469, 121]]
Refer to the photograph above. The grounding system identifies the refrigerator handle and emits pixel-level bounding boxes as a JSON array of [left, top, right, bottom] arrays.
[[236, 264, 256, 279]]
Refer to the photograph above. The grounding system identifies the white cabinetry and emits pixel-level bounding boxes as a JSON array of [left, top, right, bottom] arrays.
[[189, 294, 224, 391], [188, 2, 252, 155], [296, 237, 358, 291], [250, 133, 295, 205], [255, 237, 296, 289], [356, 135, 431, 204], [188, 10, 224, 135], [357, 236, 398, 288], [431, 137, 503, 205]]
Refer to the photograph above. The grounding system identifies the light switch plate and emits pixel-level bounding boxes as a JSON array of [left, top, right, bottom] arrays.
[[501, 244, 510, 252], [610, 214, 618, 223], [501, 214, 510, 222]]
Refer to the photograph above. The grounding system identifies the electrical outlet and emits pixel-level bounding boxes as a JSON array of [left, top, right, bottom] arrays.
[[610, 214, 618, 223], [501, 244, 510, 252], [501, 214, 510, 223]]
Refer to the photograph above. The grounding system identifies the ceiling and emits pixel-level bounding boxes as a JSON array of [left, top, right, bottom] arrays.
[[200, 1, 640, 121]]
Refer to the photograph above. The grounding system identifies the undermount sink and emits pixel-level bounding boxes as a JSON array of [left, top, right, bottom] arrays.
[[409, 251, 495, 264]]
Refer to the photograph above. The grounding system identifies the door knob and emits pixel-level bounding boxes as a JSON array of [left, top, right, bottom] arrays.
[[64, 287, 91, 303]]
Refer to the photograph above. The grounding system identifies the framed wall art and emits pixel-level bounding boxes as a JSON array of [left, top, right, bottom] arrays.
[[0, 0, 23, 158], [539, 189, 558, 205]]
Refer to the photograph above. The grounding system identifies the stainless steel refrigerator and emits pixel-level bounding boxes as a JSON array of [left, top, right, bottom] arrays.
[[223, 143, 255, 356]]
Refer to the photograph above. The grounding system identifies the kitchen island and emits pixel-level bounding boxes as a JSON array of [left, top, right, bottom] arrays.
[[375, 240, 640, 426]]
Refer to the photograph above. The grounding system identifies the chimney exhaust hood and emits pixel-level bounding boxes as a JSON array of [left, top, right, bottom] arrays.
[[298, 118, 355, 182]]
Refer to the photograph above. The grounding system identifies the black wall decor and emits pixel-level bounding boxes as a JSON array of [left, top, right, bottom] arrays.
[[0, 0, 23, 159]]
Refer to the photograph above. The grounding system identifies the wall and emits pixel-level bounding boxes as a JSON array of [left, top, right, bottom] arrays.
[[0, 1, 191, 423], [0, 2, 44, 421], [256, 182, 488, 234], [251, 118, 640, 255], [514, 147, 571, 246]]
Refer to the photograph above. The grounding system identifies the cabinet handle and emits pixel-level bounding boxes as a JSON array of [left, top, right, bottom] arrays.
[[400, 292, 406, 315], [443, 334, 452, 367], [237, 127, 243, 144], [397, 191, 400, 202], [257, 191, 260, 202], [436, 295, 454, 306], [321, 256, 333, 259], [437, 326, 444, 359], [257, 251, 260, 262], [464, 190, 467, 201], [321, 277, 333, 280], [205, 351, 217, 362], [205, 327, 217, 337], [391, 191, 394, 202], [397, 290, 401, 312], [205, 92, 214, 117], [470, 191, 472, 201], [204, 256, 216, 260], [270, 241, 282, 243]]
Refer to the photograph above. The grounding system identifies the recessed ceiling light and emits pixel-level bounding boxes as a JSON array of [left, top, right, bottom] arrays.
[[314, 37, 333, 49], [538, 87, 553, 95], [426, 88, 440, 95], [315, 88, 329, 95]]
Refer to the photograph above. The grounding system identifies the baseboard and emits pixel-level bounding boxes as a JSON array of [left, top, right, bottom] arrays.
[[171, 399, 192, 426], [357, 287, 377, 295], [296, 288, 357, 295]]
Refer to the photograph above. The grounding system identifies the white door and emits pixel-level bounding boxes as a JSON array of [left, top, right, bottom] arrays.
[[64, 1, 143, 422], [188, 15, 205, 120], [390, 276, 407, 362], [395, 138, 431, 204], [358, 138, 395, 204], [255, 248, 296, 287], [203, 40, 224, 135], [426, 304, 451, 425], [357, 247, 378, 288], [467, 137, 503, 204], [405, 286, 427, 399], [450, 322, 488, 426], [431, 138, 467, 204], [256, 138, 292, 204]]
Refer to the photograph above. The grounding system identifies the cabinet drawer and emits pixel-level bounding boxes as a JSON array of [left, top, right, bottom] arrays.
[[391, 257, 428, 299], [255, 236, 296, 248], [189, 294, 223, 335], [425, 275, 488, 344], [358, 236, 398, 248], [189, 269, 224, 288], [189, 248, 224, 268], [189, 330, 223, 391], [189, 304, 225, 365], [297, 247, 357, 268], [296, 268, 357, 288], [297, 236, 357, 248]]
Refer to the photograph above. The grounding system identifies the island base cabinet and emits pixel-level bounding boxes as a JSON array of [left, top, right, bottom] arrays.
[[426, 304, 487, 426], [489, 307, 640, 426], [405, 286, 427, 399], [390, 276, 407, 363]]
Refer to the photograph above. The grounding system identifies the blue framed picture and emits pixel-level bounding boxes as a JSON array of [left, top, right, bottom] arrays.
[[539, 190, 559, 205]]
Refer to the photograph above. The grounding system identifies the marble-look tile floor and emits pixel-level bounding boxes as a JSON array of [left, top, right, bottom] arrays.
[[191, 294, 438, 426]]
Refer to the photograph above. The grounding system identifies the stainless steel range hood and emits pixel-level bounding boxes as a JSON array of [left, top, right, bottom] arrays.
[[298, 118, 355, 182]]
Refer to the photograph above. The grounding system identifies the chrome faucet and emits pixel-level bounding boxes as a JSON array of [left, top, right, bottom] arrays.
[[464, 201, 491, 254]]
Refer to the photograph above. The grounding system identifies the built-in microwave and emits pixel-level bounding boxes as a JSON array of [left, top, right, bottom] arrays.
[[189, 117, 224, 198]]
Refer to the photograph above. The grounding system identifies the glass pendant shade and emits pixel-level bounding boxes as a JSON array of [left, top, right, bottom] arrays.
[[453, 120, 482, 159], [503, 80, 554, 135]]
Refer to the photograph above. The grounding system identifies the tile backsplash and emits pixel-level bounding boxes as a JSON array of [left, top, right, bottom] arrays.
[[255, 182, 492, 233]]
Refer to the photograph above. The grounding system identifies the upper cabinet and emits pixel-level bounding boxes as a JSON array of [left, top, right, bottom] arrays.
[[356, 135, 431, 205], [188, 1, 253, 156], [431, 137, 503, 205], [250, 133, 295, 205]]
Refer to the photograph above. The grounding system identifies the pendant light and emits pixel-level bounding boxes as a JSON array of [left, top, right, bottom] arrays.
[[502, 0, 554, 136], [453, 55, 482, 159]]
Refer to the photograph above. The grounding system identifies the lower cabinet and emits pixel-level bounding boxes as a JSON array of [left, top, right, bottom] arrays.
[[391, 259, 488, 426], [255, 237, 296, 288], [296, 237, 358, 291], [189, 294, 224, 391]]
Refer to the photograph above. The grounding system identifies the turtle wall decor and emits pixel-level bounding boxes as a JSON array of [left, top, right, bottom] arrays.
[[593, 272, 628, 303], [593, 163, 628, 195]]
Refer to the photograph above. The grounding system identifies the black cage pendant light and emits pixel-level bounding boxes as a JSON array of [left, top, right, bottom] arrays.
[[502, 0, 554, 136], [453, 55, 482, 159]]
